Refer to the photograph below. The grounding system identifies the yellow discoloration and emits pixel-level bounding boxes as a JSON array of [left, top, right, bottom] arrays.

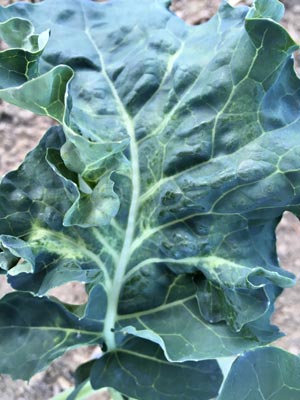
[[29, 225, 84, 260]]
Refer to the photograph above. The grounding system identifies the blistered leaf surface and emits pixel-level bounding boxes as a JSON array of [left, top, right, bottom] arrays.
[[0, 0, 299, 398]]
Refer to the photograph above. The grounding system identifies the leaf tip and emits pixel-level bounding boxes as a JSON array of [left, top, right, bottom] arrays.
[[247, 0, 285, 22]]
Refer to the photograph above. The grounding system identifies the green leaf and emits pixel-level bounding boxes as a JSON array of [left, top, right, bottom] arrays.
[[0, 0, 299, 397], [218, 347, 300, 400], [63, 172, 120, 228], [66, 361, 95, 400], [90, 337, 223, 400], [0, 127, 108, 294], [247, 0, 284, 21], [51, 385, 128, 400], [0, 17, 73, 121], [0, 292, 101, 380], [61, 361, 127, 400], [117, 275, 282, 361], [0, 18, 48, 51], [0, 65, 74, 122]]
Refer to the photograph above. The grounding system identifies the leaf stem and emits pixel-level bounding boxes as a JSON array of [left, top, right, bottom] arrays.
[[49, 381, 108, 400]]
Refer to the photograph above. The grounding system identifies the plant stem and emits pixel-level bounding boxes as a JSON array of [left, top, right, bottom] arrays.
[[49, 381, 107, 400]]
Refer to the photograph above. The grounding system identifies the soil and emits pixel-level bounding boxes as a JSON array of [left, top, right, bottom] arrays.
[[0, 0, 299, 399]]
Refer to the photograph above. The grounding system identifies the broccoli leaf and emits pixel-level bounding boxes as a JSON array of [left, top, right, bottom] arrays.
[[0, 292, 101, 380], [90, 337, 222, 400], [0, 0, 299, 398], [218, 347, 300, 400]]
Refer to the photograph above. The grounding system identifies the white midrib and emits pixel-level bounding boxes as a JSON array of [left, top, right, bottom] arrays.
[[103, 116, 140, 350], [82, 13, 140, 350], [84, 38, 140, 350]]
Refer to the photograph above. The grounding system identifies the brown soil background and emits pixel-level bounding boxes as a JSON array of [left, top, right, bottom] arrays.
[[0, 0, 299, 399]]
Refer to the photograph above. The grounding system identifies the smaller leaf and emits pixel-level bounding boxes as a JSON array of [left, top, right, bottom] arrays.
[[247, 0, 284, 21], [63, 172, 120, 227], [90, 337, 223, 400], [83, 284, 107, 322], [0, 65, 74, 122], [196, 280, 269, 331], [0, 17, 73, 121], [0, 235, 35, 272], [0, 244, 19, 272], [0, 18, 47, 51], [218, 347, 300, 400], [60, 133, 129, 181], [66, 360, 95, 400], [0, 18, 48, 84]]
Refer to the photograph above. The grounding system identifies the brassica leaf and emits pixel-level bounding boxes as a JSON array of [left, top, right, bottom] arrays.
[[218, 347, 300, 399], [0, 291, 101, 380], [0, 0, 299, 398]]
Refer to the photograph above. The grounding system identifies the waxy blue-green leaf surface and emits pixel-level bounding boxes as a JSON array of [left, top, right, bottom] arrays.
[[90, 337, 222, 400], [0, 0, 299, 398], [0, 17, 73, 121], [218, 347, 300, 400], [0, 292, 101, 380]]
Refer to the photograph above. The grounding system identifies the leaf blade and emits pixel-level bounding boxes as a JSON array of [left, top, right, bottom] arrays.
[[90, 337, 223, 400], [0, 0, 299, 385], [218, 347, 300, 400], [0, 292, 101, 380]]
